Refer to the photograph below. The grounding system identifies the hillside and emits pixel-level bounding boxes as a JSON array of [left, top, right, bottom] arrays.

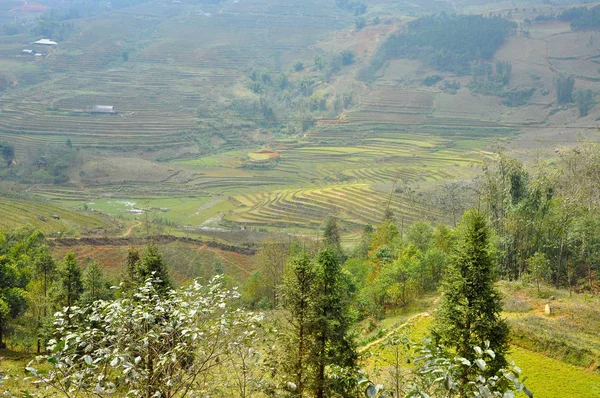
[[1, 0, 600, 240], [362, 282, 600, 398]]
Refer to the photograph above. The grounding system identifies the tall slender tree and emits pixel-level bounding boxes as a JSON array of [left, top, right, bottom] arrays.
[[281, 252, 319, 397], [432, 210, 509, 385], [53, 252, 83, 324], [81, 260, 111, 304], [312, 247, 357, 398]]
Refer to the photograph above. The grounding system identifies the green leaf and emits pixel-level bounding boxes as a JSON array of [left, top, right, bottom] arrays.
[[474, 358, 486, 371]]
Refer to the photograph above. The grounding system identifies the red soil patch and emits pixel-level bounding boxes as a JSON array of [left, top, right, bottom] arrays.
[[11, 3, 48, 12]]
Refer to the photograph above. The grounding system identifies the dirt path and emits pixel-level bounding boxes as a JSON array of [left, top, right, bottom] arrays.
[[121, 220, 142, 238], [359, 312, 429, 353]]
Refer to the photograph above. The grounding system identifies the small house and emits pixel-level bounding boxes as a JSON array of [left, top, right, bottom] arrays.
[[22, 49, 34, 55], [33, 39, 57, 45]]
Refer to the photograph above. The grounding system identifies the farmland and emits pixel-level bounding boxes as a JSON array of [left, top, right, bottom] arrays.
[[0, 197, 118, 235], [1, 0, 600, 241]]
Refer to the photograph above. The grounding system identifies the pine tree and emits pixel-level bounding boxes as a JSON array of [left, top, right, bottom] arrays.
[[34, 251, 56, 318], [323, 216, 342, 254], [121, 247, 141, 293], [137, 245, 171, 292], [281, 252, 319, 397], [54, 252, 83, 324], [432, 210, 509, 381], [312, 247, 357, 398], [32, 250, 57, 353], [82, 260, 111, 304]]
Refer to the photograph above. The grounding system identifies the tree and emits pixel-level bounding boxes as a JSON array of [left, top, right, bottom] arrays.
[[1, 141, 15, 167], [323, 215, 342, 254], [81, 260, 111, 304], [526, 252, 548, 295], [30, 250, 57, 353], [554, 74, 575, 104], [26, 276, 265, 398], [355, 17, 366, 31], [121, 247, 141, 293], [255, 238, 290, 307], [312, 247, 357, 398], [137, 244, 171, 293], [53, 252, 83, 320], [574, 89, 595, 117], [340, 50, 356, 66], [0, 230, 45, 348], [281, 251, 319, 397], [408, 339, 532, 397], [432, 211, 509, 384]]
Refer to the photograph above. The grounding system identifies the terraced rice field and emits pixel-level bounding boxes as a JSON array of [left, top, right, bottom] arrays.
[[229, 183, 438, 227], [0, 197, 117, 235], [0, 0, 351, 151]]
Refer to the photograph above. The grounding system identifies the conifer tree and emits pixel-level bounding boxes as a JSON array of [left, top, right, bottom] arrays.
[[312, 247, 357, 398], [323, 216, 342, 254], [432, 210, 509, 381], [281, 252, 319, 397], [138, 245, 171, 292], [81, 260, 111, 304], [31, 250, 57, 352], [54, 252, 83, 324], [121, 247, 141, 293]]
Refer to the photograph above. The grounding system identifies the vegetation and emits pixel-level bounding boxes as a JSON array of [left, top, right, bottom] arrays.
[[369, 14, 516, 76], [574, 89, 595, 117], [1, 1, 600, 396], [432, 211, 509, 377], [554, 74, 575, 105], [559, 5, 600, 30]]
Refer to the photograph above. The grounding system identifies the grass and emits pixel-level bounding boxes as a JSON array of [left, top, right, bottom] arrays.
[[361, 281, 600, 397], [510, 346, 600, 398], [500, 281, 600, 371]]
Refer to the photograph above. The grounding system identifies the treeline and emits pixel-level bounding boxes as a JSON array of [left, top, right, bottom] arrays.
[[558, 4, 600, 29], [0, 233, 171, 351], [0, 140, 79, 185], [360, 14, 516, 79], [479, 145, 600, 292], [31, 0, 154, 40], [335, 0, 367, 15]]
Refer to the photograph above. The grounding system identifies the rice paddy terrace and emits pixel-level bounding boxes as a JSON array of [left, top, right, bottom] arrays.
[[0, 197, 118, 235], [0, 0, 350, 151], [4, 0, 598, 236]]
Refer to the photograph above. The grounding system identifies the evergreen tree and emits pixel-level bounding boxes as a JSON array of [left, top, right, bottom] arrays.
[[281, 252, 319, 397], [313, 247, 357, 398], [554, 74, 575, 104], [31, 250, 57, 353], [121, 247, 140, 293], [137, 245, 171, 292], [81, 260, 111, 304], [323, 216, 342, 253], [54, 252, 83, 324], [432, 211, 509, 383]]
